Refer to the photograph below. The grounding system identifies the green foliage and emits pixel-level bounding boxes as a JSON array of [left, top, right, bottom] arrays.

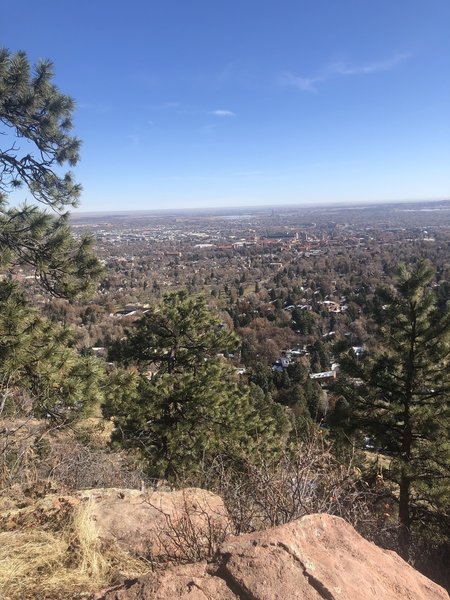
[[0, 48, 101, 298], [106, 363, 286, 479], [0, 48, 103, 421], [0, 206, 101, 298], [0, 281, 106, 419], [105, 291, 288, 479], [291, 308, 315, 335], [109, 291, 238, 373], [0, 49, 80, 208], [336, 259, 450, 541], [282, 361, 326, 421], [310, 340, 329, 372], [247, 361, 273, 393]]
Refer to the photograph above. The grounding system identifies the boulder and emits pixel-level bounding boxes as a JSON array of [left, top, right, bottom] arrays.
[[81, 487, 231, 559], [92, 563, 235, 600], [0, 486, 230, 561], [96, 513, 449, 600]]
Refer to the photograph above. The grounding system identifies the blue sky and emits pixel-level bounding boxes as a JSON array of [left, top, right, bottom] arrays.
[[3, 1, 450, 211]]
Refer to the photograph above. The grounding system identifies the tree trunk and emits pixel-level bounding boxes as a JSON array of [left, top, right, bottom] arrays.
[[399, 411, 412, 552], [398, 468, 411, 551], [399, 305, 415, 552]]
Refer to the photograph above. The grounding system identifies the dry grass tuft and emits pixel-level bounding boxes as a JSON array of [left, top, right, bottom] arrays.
[[0, 530, 67, 598], [0, 497, 150, 600], [72, 498, 109, 581]]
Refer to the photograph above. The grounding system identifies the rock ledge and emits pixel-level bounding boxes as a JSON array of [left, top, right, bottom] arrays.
[[96, 513, 449, 600]]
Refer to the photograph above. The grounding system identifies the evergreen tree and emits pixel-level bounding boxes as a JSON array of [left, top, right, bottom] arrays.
[[338, 260, 450, 546], [0, 281, 106, 419], [0, 48, 101, 297], [109, 290, 238, 373], [105, 363, 287, 479], [0, 49, 102, 418], [105, 292, 287, 478]]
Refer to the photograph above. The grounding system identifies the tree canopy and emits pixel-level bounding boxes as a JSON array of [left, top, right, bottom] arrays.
[[336, 260, 450, 546], [0, 49, 103, 419], [0, 281, 106, 419], [105, 292, 288, 479], [109, 290, 239, 373], [0, 48, 101, 298], [0, 48, 80, 208]]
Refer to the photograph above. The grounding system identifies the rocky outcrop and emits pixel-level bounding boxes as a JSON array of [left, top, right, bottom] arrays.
[[0, 487, 230, 561], [96, 513, 449, 600], [81, 486, 231, 559]]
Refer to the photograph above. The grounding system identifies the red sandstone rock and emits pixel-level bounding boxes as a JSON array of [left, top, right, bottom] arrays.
[[93, 563, 236, 600], [97, 513, 449, 600], [81, 487, 231, 559], [0, 487, 230, 562]]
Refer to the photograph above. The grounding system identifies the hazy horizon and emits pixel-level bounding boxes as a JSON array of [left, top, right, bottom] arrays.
[[70, 197, 450, 219], [4, 1, 450, 212]]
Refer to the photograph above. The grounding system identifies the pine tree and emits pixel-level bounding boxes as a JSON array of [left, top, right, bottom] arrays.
[[338, 260, 450, 546], [0, 49, 102, 418], [0, 281, 106, 419], [109, 290, 239, 373], [0, 48, 101, 297], [105, 292, 288, 479]]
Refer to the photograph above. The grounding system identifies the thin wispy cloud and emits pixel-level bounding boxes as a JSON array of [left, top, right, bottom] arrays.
[[209, 109, 236, 117], [147, 105, 236, 119], [282, 74, 321, 93], [283, 52, 412, 93], [147, 101, 181, 110], [330, 53, 412, 75]]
